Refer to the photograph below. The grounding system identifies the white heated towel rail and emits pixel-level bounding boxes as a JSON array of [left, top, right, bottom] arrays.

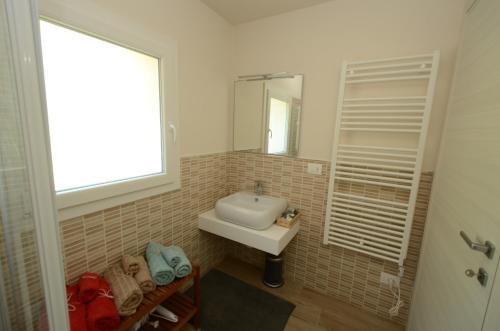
[[323, 52, 439, 268]]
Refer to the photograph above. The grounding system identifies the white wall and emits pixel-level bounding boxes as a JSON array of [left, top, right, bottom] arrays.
[[38, 0, 466, 170], [233, 0, 466, 170], [39, 0, 233, 157]]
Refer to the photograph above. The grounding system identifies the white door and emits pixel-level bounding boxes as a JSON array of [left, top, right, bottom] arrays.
[[409, 0, 500, 330]]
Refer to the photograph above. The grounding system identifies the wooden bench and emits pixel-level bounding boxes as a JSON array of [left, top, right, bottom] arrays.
[[117, 265, 200, 331]]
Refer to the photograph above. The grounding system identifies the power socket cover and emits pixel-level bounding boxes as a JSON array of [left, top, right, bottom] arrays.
[[380, 272, 400, 287]]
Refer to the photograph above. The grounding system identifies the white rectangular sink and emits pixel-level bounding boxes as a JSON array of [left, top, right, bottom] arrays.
[[215, 191, 287, 230], [198, 209, 299, 255]]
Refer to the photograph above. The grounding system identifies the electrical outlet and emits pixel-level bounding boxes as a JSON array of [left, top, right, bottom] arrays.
[[307, 163, 322, 175], [380, 272, 400, 287]]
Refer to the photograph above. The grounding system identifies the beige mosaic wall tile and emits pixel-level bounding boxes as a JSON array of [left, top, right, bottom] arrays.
[[0, 222, 46, 330], [0, 212, 23, 330], [21, 229, 45, 330], [59, 153, 230, 283], [226, 151, 433, 326], [59, 150, 432, 327], [0, 172, 46, 330]]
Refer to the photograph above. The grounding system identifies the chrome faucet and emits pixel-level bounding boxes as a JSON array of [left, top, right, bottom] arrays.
[[255, 181, 264, 196]]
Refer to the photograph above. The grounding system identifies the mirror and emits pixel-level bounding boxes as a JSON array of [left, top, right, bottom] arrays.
[[233, 74, 303, 157]]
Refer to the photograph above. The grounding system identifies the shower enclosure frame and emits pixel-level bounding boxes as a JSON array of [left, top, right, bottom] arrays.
[[2, 0, 69, 329]]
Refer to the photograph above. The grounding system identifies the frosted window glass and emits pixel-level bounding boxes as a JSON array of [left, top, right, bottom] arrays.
[[40, 20, 163, 192], [268, 98, 289, 154]]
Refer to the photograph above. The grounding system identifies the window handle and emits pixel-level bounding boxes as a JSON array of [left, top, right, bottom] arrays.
[[168, 122, 177, 144]]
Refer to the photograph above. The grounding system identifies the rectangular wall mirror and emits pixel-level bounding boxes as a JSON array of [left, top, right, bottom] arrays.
[[233, 73, 303, 157]]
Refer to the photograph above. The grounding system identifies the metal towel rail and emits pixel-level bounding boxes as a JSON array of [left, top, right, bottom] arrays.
[[323, 51, 440, 268]]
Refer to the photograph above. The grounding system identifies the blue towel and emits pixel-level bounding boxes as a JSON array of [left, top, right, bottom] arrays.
[[161, 245, 183, 267], [146, 242, 175, 286], [160, 245, 192, 278], [174, 252, 192, 278]]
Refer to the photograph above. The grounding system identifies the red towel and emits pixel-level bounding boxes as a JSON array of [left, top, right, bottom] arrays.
[[66, 284, 87, 331], [86, 278, 120, 331], [79, 272, 100, 303]]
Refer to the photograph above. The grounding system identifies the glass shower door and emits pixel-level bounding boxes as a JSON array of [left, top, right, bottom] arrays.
[[0, 0, 69, 330]]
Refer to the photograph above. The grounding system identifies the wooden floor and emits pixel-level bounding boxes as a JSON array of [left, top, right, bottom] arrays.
[[181, 257, 404, 331]]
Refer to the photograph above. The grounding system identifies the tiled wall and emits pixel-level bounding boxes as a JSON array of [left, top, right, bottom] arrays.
[[59, 151, 432, 326], [59, 153, 230, 283], [226, 151, 433, 326]]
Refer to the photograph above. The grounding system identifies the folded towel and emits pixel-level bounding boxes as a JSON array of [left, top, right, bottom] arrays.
[[122, 255, 141, 276], [160, 245, 183, 268], [161, 245, 192, 278], [146, 242, 175, 286], [135, 256, 156, 293], [78, 272, 100, 303], [103, 265, 143, 316], [66, 283, 79, 300], [66, 284, 88, 331], [173, 252, 192, 278], [86, 278, 120, 331]]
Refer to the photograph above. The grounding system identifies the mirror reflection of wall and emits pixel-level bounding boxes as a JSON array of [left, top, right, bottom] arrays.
[[233, 74, 303, 157]]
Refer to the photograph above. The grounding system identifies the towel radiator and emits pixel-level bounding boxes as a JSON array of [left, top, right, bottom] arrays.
[[323, 52, 440, 269]]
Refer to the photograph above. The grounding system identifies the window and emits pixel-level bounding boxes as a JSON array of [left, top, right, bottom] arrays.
[[39, 19, 179, 219]]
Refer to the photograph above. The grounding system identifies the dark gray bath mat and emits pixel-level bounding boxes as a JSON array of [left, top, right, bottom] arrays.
[[189, 269, 295, 331]]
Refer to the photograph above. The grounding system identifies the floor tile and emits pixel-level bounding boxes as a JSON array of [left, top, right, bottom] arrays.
[[215, 257, 405, 331]]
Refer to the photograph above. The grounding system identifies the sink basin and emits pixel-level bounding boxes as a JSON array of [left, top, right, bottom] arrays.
[[215, 192, 287, 230]]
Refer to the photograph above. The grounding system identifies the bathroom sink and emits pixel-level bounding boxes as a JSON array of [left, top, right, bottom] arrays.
[[215, 192, 287, 230]]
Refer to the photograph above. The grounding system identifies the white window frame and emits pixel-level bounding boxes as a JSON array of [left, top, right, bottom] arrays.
[[39, 10, 180, 221]]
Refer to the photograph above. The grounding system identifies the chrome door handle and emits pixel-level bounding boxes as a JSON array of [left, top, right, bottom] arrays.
[[460, 231, 495, 259]]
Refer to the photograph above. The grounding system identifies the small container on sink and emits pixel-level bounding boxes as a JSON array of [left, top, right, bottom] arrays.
[[276, 208, 300, 228]]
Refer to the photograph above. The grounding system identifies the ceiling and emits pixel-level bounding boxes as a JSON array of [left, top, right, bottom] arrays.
[[201, 0, 334, 24]]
